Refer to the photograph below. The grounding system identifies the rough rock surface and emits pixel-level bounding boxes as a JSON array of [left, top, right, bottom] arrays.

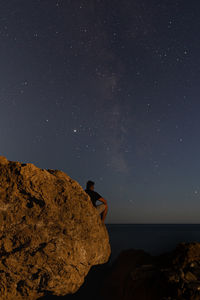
[[0, 156, 111, 300], [101, 243, 200, 300]]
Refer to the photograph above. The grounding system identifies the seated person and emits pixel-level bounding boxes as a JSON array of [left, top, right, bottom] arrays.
[[85, 180, 108, 222]]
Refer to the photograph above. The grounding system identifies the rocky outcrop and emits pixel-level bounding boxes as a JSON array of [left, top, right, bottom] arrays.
[[101, 249, 165, 300], [101, 243, 200, 300], [163, 242, 200, 299], [0, 156, 111, 300]]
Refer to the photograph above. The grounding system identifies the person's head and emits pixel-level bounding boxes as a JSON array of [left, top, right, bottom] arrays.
[[86, 180, 95, 190]]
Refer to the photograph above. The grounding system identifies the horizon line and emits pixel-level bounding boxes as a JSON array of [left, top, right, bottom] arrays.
[[105, 223, 200, 225]]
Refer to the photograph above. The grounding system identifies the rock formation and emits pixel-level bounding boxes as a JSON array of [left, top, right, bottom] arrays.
[[101, 243, 200, 300], [0, 156, 111, 300]]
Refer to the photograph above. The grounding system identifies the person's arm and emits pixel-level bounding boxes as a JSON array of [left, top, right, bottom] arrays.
[[98, 197, 107, 205]]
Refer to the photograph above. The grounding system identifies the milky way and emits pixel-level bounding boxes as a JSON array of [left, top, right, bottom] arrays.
[[1, 0, 200, 223]]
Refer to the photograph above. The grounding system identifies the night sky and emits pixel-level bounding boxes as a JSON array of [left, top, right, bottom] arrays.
[[1, 0, 200, 223]]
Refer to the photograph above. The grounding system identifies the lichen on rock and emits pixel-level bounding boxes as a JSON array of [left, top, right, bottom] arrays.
[[0, 156, 111, 300]]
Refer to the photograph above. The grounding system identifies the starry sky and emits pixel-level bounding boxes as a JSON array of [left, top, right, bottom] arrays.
[[1, 0, 200, 223]]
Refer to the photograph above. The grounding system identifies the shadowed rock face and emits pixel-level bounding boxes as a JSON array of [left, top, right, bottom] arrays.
[[101, 243, 200, 300], [0, 156, 111, 300]]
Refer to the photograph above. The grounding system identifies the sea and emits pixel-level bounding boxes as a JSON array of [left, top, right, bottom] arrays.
[[106, 224, 200, 263]]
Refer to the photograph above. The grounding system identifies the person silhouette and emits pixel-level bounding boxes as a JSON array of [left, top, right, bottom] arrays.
[[85, 180, 108, 222]]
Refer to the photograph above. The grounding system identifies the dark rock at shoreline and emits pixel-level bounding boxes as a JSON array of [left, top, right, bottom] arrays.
[[100, 242, 200, 300], [0, 156, 111, 300]]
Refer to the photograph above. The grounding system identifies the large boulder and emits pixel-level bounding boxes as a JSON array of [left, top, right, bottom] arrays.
[[0, 156, 111, 300]]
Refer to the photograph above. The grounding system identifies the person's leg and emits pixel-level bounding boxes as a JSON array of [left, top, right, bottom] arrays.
[[101, 204, 108, 222], [96, 204, 105, 215], [96, 204, 108, 222]]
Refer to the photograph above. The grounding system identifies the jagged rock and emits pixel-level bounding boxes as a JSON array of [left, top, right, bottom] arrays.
[[0, 156, 111, 300], [131, 264, 158, 281], [172, 242, 200, 268], [100, 243, 200, 300], [185, 271, 197, 282], [100, 249, 167, 300]]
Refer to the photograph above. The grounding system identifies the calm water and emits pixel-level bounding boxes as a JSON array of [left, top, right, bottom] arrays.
[[106, 224, 200, 262]]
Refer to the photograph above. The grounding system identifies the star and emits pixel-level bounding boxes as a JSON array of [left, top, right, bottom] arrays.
[[1, 0, 200, 225]]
